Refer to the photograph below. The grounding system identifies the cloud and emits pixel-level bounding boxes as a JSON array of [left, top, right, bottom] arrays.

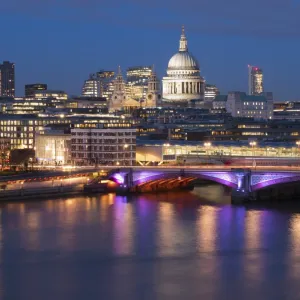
[[1, 0, 300, 37]]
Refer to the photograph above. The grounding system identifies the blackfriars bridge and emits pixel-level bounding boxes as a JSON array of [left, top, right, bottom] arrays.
[[107, 167, 300, 203]]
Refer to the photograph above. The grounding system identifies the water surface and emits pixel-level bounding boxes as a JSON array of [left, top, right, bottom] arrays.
[[0, 184, 300, 299]]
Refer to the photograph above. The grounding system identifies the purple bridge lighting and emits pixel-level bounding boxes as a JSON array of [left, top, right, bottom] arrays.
[[108, 167, 300, 203]]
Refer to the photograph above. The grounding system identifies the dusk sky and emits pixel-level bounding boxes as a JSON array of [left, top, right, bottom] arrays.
[[1, 0, 300, 100]]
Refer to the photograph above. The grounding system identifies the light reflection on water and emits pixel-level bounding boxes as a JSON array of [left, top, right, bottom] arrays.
[[0, 185, 300, 299]]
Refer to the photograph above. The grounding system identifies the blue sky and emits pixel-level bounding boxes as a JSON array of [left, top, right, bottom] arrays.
[[1, 0, 300, 100]]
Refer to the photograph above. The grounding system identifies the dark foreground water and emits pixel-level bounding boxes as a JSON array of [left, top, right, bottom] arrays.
[[1, 184, 300, 299]]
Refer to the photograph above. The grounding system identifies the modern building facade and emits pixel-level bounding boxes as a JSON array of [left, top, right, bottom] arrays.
[[25, 84, 47, 98], [82, 71, 115, 99], [82, 74, 101, 97], [248, 65, 263, 95], [0, 113, 132, 151], [0, 61, 15, 97], [127, 66, 152, 100], [97, 70, 115, 99], [71, 124, 136, 166], [33, 90, 68, 101], [162, 26, 205, 104], [205, 84, 219, 101], [226, 91, 273, 120], [35, 128, 71, 165], [136, 140, 300, 165]]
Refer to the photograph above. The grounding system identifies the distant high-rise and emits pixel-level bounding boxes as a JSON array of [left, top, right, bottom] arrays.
[[205, 84, 219, 101], [126, 66, 152, 100], [248, 65, 263, 95], [82, 71, 115, 99], [96, 70, 115, 100], [82, 74, 101, 97], [0, 61, 15, 97], [25, 83, 47, 98]]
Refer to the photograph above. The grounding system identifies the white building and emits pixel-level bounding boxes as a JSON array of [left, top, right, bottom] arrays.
[[226, 92, 273, 120], [162, 26, 205, 104], [71, 124, 136, 166]]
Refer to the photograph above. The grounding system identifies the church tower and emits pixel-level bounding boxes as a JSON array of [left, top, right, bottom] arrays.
[[145, 66, 161, 107], [109, 66, 126, 112]]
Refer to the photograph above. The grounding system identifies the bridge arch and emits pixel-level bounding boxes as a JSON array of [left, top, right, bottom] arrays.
[[107, 170, 238, 189], [132, 172, 238, 189], [251, 173, 300, 191]]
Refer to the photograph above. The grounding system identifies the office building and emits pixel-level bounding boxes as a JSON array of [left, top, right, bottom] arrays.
[[25, 83, 47, 98], [71, 123, 136, 166], [162, 26, 205, 104], [212, 95, 227, 110], [33, 90, 68, 101], [97, 70, 115, 99], [82, 74, 101, 97], [0, 113, 131, 151], [226, 91, 273, 120], [205, 84, 219, 101], [35, 128, 71, 165], [0, 61, 15, 97], [127, 66, 152, 100], [248, 65, 263, 95], [82, 71, 115, 99]]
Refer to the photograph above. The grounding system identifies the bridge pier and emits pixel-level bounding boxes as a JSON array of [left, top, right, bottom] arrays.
[[231, 169, 256, 204], [116, 168, 134, 195]]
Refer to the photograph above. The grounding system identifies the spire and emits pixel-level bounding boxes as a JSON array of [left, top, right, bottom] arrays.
[[151, 64, 156, 76], [117, 65, 122, 75], [116, 65, 124, 81], [179, 25, 188, 52], [181, 25, 185, 36]]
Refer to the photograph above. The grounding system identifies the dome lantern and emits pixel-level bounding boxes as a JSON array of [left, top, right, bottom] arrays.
[[179, 25, 188, 52]]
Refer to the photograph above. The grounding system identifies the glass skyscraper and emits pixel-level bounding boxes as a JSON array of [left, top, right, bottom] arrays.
[[0, 61, 15, 97], [248, 65, 263, 95]]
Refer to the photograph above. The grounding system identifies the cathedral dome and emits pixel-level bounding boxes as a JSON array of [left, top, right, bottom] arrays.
[[168, 51, 199, 70], [162, 26, 205, 103]]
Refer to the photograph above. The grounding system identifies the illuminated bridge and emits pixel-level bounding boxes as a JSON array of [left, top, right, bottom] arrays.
[[107, 167, 300, 203]]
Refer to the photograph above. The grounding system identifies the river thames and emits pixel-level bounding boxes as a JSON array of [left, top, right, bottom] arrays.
[[1, 184, 300, 299]]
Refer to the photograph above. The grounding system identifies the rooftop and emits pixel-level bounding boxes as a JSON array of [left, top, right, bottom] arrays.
[[214, 95, 228, 102]]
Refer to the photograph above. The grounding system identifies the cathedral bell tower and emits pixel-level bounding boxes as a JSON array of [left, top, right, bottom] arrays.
[[145, 66, 161, 107], [109, 66, 126, 112]]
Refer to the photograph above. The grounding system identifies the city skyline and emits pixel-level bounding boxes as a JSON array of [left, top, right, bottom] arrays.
[[1, 1, 300, 100]]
